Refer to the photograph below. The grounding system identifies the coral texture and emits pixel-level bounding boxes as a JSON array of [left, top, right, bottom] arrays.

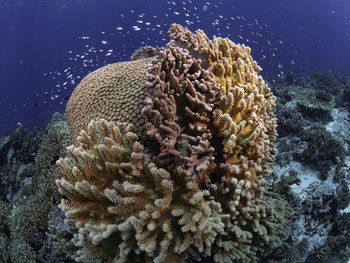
[[56, 119, 216, 262], [58, 24, 291, 263], [142, 45, 220, 188], [130, 46, 163, 61], [0, 117, 75, 263], [66, 57, 154, 144]]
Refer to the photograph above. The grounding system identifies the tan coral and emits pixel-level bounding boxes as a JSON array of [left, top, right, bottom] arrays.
[[168, 24, 211, 55], [56, 119, 217, 263], [166, 24, 288, 263], [65, 57, 155, 144]]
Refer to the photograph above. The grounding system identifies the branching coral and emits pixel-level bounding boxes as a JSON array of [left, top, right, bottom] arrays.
[[142, 44, 220, 188], [0, 118, 74, 263], [56, 119, 218, 263], [168, 24, 276, 187], [58, 24, 292, 263]]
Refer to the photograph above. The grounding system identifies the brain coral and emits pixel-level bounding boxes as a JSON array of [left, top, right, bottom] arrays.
[[58, 24, 292, 263], [66, 57, 154, 144]]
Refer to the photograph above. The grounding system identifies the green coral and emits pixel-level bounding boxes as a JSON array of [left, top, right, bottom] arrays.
[[273, 170, 301, 196], [35, 120, 73, 198], [0, 119, 74, 263], [316, 213, 350, 262], [9, 191, 53, 247], [345, 80, 350, 97], [0, 200, 9, 231], [294, 93, 333, 112], [0, 234, 9, 263], [308, 72, 341, 91], [8, 238, 36, 263], [15, 164, 27, 182], [44, 210, 76, 262], [344, 80, 350, 110]]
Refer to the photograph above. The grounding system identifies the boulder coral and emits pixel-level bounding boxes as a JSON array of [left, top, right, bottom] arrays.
[[57, 24, 292, 263]]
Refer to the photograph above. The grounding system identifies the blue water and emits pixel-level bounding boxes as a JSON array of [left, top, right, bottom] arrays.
[[1, 0, 349, 135]]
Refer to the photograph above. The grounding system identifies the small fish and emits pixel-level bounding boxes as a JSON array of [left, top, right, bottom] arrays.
[[58, 4, 67, 11]]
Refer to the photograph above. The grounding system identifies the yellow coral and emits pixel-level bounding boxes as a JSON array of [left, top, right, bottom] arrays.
[[168, 24, 277, 190]]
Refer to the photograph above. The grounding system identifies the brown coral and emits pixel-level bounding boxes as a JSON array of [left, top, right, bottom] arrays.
[[130, 46, 163, 61], [65, 57, 154, 144], [167, 24, 288, 263], [141, 44, 220, 188]]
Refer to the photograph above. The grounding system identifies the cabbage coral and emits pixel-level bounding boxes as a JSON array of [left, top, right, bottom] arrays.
[[57, 24, 292, 263]]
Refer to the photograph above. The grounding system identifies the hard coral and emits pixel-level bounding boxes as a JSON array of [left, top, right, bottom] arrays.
[[168, 24, 277, 189], [297, 125, 345, 179], [58, 24, 291, 263], [142, 44, 220, 188], [66, 57, 154, 144], [56, 119, 215, 263], [130, 46, 163, 61]]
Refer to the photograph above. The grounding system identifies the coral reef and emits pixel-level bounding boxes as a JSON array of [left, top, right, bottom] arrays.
[[266, 71, 350, 263], [306, 72, 342, 93], [293, 89, 333, 121], [0, 114, 75, 263], [274, 100, 309, 138], [339, 80, 350, 110], [316, 212, 350, 262], [1, 23, 349, 263], [0, 123, 42, 202], [296, 125, 345, 179], [57, 24, 292, 263]]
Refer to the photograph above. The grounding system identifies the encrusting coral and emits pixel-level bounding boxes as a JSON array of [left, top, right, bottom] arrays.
[[58, 24, 292, 263]]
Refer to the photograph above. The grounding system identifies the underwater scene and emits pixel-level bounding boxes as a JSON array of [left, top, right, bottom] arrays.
[[0, 0, 350, 263]]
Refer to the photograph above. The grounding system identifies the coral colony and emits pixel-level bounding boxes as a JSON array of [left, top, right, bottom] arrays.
[[56, 24, 292, 263], [1, 23, 350, 263]]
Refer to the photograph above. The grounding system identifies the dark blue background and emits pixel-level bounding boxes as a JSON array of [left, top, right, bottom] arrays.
[[0, 0, 349, 135]]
